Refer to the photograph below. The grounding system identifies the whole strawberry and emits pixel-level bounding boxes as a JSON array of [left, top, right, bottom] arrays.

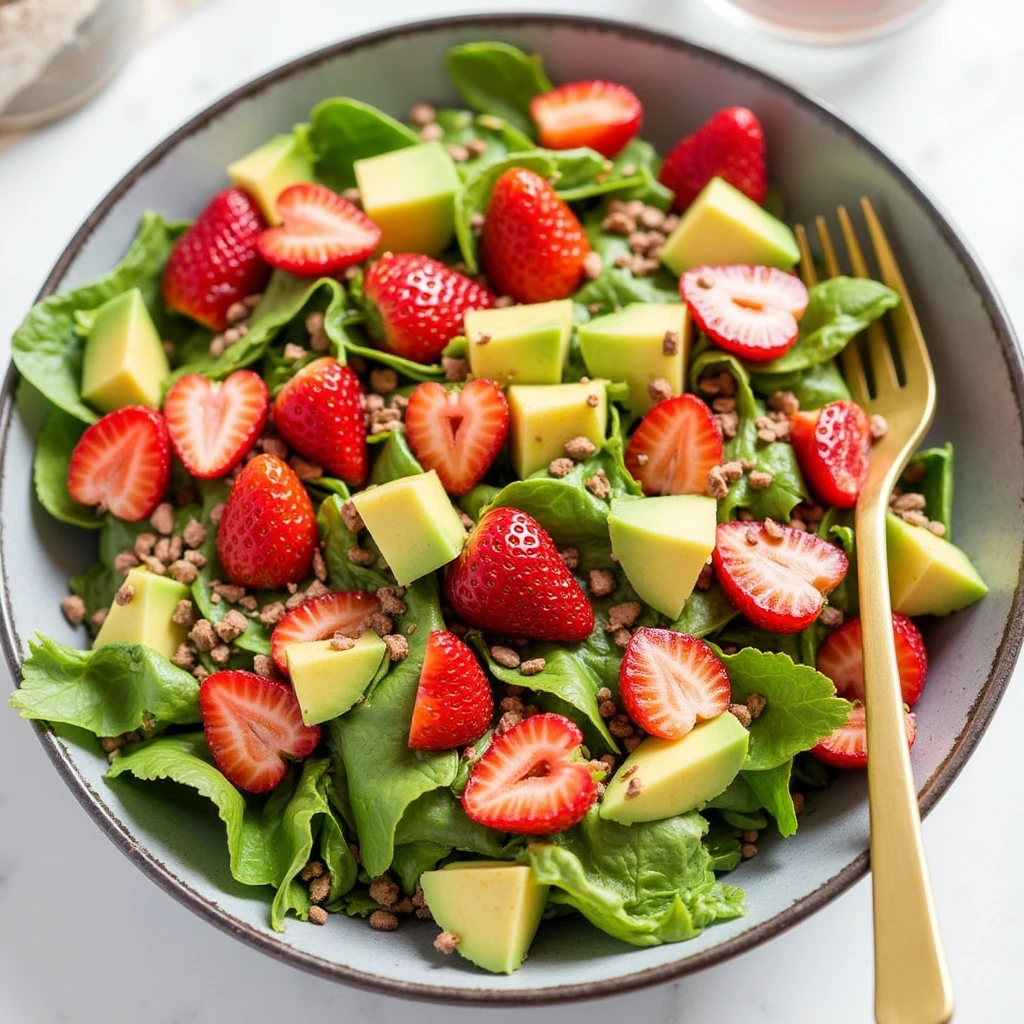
[[216, 454, 318, 588], [479, 167, 590, 304], [659, 106, 767, 212], [363, 254, 494, 364], [163, 187, 271, 331], [444, 507, 595, 642], [272, 357, 367, 487]]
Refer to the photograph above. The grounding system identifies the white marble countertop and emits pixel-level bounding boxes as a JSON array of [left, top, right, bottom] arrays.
[[1, 0, 1022, 1020]]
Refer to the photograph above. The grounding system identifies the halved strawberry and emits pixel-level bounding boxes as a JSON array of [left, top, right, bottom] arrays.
[[713, 521, 849, 633], [270, 590, 382, 676], [530, 80, 643, 159], [67, 406, 171, 522], [163, 370, 268, 479], [408, 630, 494, 751], [625, 394, 724, 496], [404, 380, 509, 496], [461, 713, 596, 835], [619, 628, 731, 740], [817, 613, 928, 707], [199, 669, 321, 793], [790, 401, 872, 508], [681, 265, 809, 363], [257, 184, 381, 276], [811, 703, 917, 770]]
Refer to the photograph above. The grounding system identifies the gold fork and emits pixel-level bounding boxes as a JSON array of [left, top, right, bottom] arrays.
[[795, 199, 952, 1024]]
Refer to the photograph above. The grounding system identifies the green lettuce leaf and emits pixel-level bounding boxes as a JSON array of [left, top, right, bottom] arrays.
[[434, 108, 534, 179], [899, 442, 954, 538], [34, 408, 101, 528], [742, 761, 797, 837], [10, 634, 200, 735], [390, 843, 451, 895], [669, 583, 738, 638], [748, 358, 851, 409], [368, 429, 423, 485], [316, 493, 390, 592], [703, 820, 743, 872], [818, 507, 858, 613]]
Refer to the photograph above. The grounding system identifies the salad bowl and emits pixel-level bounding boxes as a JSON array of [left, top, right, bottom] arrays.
[[2, 12, 1022, 1004]]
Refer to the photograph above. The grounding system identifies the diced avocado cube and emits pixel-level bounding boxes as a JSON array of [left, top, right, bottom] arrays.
[[354, 142, 461, 257], [508, 380, 607, 479], [600, 712, 749, 825], [285, 632, 387, 725], [465, 300, 574, 386], [577, 303, 690, 413], [607, 495, 717, 619], [660, 177, 800, 276], [350, 470, 467, 585], [81, 289, 170, 413], [420, 861, 549, 975], [93, 567, 190, 661], [227, 133, 313, 224], [886, 513, 988, 616]]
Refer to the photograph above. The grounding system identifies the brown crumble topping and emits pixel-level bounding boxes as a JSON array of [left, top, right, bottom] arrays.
[[408, 102, 436, 126], [133, 533, 157, 559], [715, 411, 739, 439], [582, 251, 604, 280], [183, 549, 207, 568], [792, 792, 806, 814], [520, 658, 546, 677], [348, 546, 376, 566], [586, 392, 601, 408], [711, 396, 737, 414], [171, 644, 196, 669], [740, 843, 758, 860], [565, 435, 597, 461], [370, 368, 399, 395], [596, 687, 612, 702], [446, 142, 470, 163], [706, 465, 729, 500], [149, 503, 174, 536], [927, 520, 947, 537], [599, 700, 617, 720], [589, 569, 617, 597], [189, 619, 217, 652], [114, 583, 134, 606], [622, 763, 639, 778], [902, 462, 927, 484], [559, 547, 579, 570], [366, 612, 394, 637], [697, 371, 736, 397], [383, 634, 409, 661], [434, 931, 460, 955], [60, 595, 86, 625], [819, 606, 844, 629], [695, 562, 714, 591], [891, 492, 926, 513], [741, 829, 760, 843], [330, 634, 357, 652], [748, 470, 773, 490], [548, 456, 574, 478], [253, 654, 276, 678], [442, 356, 469, 382], [113, 551, 139, 574], [625, 777, 643, 799], [647, 377, 673, 404], [491, 645, 521, 669], [376, 587, 408, 616], [392, 896, 415, 915], [585, 469, 612, 499], [902, 510, 929, 527], [90, 607, 108, 630], [763, 518, 785, 540], [308, 872, 332, 904], [340, 499, 364, 533], [768, 390, 800, 415], [209, 644, 231, 667], [609, 715, 634, 739], [728, 703, 752, 728], [289, 456, 323, 481], [737, 509, 755, 523], [497, 711, 524, 733], [606, 601, 642, 631], [307, 906, 328, 926], [168, 560, 198, 585], [209, 503, 226, 526], [746, 693, 766, 719], [258, 602, 286, 628], [662, 330, 681, 356], [142, 556, 167, 576], [282, 342, 307, 362], [192, 664, 209, 682], [215, 609, 249, 642], [418, 122, 444, 143], [369, 875, 400, 907]]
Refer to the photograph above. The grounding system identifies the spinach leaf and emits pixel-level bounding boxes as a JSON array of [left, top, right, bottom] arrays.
[[368, 429, 423, 485], [706, 774, 762, 813], [316, 494, 390, 592], [69, 562, 121, 622], [818, 508, 858, 613], [459, 483, 501, 521], [899, 442, 954, 538], [445, 42, 552, 137], [390, 843, 451, 894], [527, 809, 745, 947], [34, 408, 101, 528], [703, 820, 742, 872], [742, 761, 797, 837], [669, 583, 738, 638], [11, 634, 200, 736], [434, 108, 534, 179], [342, 334, 446, 381], [748, 358, 851, 409]]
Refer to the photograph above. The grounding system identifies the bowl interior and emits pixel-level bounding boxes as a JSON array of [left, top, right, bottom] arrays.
[[2, 14, 1022, 1003]]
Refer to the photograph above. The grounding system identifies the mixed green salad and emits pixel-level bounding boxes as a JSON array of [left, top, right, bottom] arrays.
[[9, 41, 989, 975]]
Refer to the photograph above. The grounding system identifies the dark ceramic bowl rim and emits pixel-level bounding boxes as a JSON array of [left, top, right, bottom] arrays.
[[2, 11, 1022, 1006]]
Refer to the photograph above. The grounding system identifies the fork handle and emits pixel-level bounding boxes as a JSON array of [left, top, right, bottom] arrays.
[[857, 497, 954, 1024]]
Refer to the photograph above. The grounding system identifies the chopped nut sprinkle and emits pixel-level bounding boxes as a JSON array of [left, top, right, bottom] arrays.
[[819, 606, 844, 629], [115, 583, 135, 606], [61, 595, 86, 625], [369, 875, 400, 907], [768, 390, 800, 415], [520, 658, 546, 677], [559, 547, 579, 570], [434, 931, 460, 954], [308, 906, 328, 926], [565, 435, 597, 461], [490, 645, 521, 669], [443, 357, 469, 382], [647, 377, 674, 404], [585, 470, 612, 499], [210, 644, 231, 667], [625, 777, 643, 799], [149, 503, 174, 536], [348, 546, 376, 566], [253, 655, 276, 678], [607, 601, 642, 631], [582, 251, 604, 280], [748, 470, 774, 490], [330, 634, 357, 651], [707, 465, 729, 500], [189, 619, 217, 652], [340, 499, 364, 533], [548, 457, 574, 478], [746, 693, 766, 719], [215, 609, 249, 642], [589, 569, 617, 597], [728, 703, 752, 728], [383, 634, 409, 662]]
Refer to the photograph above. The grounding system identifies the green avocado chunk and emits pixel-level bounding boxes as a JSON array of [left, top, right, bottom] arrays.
[[886, 513, 988, 616], [420, 861, 549, 974], [93, 567, 190, 662], [600, 713, 749, 825], [465, 299, 573, 386], [227, 134, 313, 224], [285, 632, 387, 726]]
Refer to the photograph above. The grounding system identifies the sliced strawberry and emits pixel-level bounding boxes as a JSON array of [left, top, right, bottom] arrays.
[[270, 590, 382, 676], [216, 454, 318, 589], [816, 613, 928, 707], [199, 669, 321, 793], [625, 394, 724, 496], [163, 187, 270, 332], [257, 184, 381, 276], [67, 406, 171, 522], [444, 507, 595, 642], [404, 380, 509, 496], [790, 400, 872, 508], [272, 357, 367, 487], [713, 521, 849, 634], [658, 106, 767, 212], [163, 370, 268, 479], [408, 630, 495, 751], [461, 713, 596, 835], [530, 80, 643, 159], [811, 703, 917, 770], [619, 628, 731, 740], [681, 265, 809, 363]]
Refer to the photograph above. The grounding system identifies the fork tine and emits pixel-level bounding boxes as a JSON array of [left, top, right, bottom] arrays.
[[815, 215, 841, 278], [794, 223, 817, 287], [838, 205, 900, 395]]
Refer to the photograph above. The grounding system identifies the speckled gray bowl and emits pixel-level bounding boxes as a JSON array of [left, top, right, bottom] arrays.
[[2, 12, 1022, 1005]]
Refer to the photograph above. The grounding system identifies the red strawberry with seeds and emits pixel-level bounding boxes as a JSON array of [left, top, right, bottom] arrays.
[[479, 167, 590, 304], [812, 703, 917, 770], [216, 454, 318, 589], [272, 357, 367, 487], [790, 400, 872, 508], [257, 183, 381, 277], [530, 80, 643, 158], [270, 590, 382, 675], [163, 370, 268, 479], [625, 394, 724, 496], [408, 630, 495, 751], [444, 507, 595, 642], [67, 406, 170, 522], [163, 187, 271, 331], [681, 265, 809, 363], [659, 106, 767, 212], [461, 713, 596, 835], [363, 254, 494, 365], [405, 380, 509, 496], [817, 613, 928, 707], [199, 670, 321, 793], [619, 628, 732, 740], [713, 521, 849, 634]]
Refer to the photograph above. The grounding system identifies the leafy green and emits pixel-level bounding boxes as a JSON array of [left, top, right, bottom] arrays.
[[749, 359, 851, 409], [11, 635, 200, 736], [527, 809, 744, 947], [69, 562, 120, 622], [742, 761, 797, 837], [368, 429, 423, 485], [819, 508, 858, 613], [317, 494, 390, 592], [445, 42, 552, 137], [670, 583, 738, 638], [900, 443, 954, 538], [434, 108, 534, 179], [459, 483, 500, 521], [390, 843, 451, 894], [704, 820, 742, 872], [34, 408, 101, 528], [706, 774, 762, 814]]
